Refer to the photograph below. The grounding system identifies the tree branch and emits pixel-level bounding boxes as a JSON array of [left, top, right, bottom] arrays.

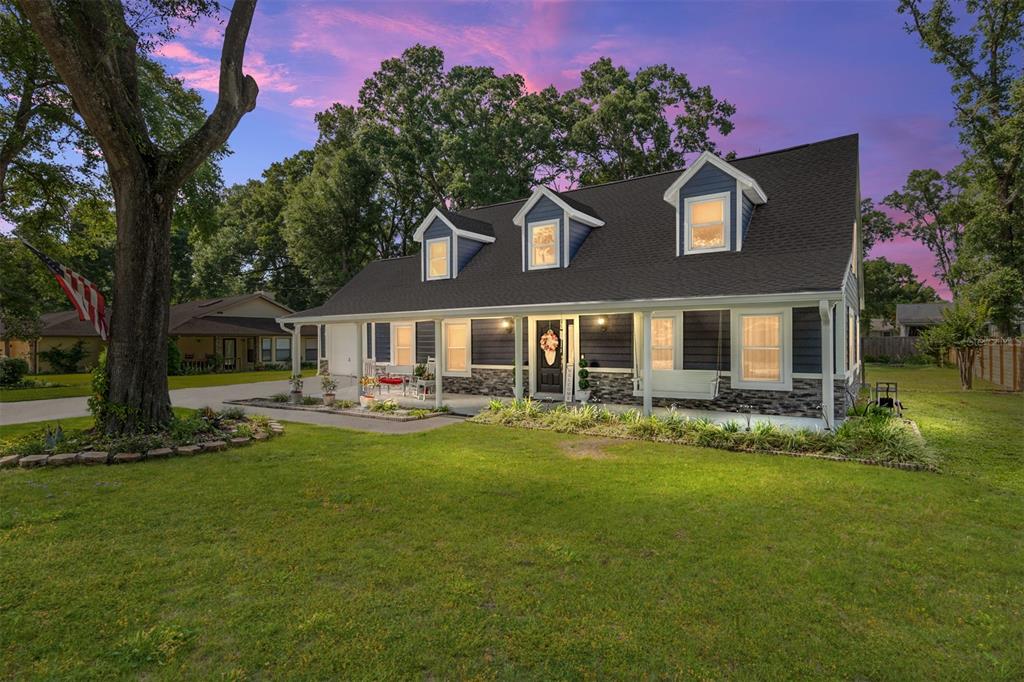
[[165, 0, 259, 188]]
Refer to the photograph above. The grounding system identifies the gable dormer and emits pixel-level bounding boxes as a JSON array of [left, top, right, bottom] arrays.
[[413, 208, 495, 281], [513, 187, 603, 271], [663, 152, 767, 256]]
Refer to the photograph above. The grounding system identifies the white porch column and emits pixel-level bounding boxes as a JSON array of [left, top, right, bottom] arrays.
[[513, 317, 524, 399], [291, 325, 301, 377], [434, 319, 444, 409], [642, 311, 653, 416], [819, 300, 835, 430], [355, 322, 364, 388], [316, 324, 323, 371]]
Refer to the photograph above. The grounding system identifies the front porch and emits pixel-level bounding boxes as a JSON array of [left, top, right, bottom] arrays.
[[337, 380, 827, 430]]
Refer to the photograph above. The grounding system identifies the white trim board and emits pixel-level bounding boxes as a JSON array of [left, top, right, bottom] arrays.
[[412, 207, 496, 244], [280, 291, 844, 325], [513, 186, 604, 228], [662, 151, 768, 206]]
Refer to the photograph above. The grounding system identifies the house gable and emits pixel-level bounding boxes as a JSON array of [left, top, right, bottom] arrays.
[[414, 207, 494, 280], [514, 187, 603, 271]]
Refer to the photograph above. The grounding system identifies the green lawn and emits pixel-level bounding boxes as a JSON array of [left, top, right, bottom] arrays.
[[1, 365, 1021, 678], [0, 368, 315, 402]]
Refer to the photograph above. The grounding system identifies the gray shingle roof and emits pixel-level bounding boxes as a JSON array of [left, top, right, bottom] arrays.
[[896, 302, 952, 325], [552, 190, 601, 222], [439, 208, 494, 239], [292, 134, 859, 319]]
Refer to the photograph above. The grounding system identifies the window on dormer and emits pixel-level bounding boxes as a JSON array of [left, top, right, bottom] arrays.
[[685, 193, 729, 252], [528, 221, 558, 269], [426, 237, 449, 279]]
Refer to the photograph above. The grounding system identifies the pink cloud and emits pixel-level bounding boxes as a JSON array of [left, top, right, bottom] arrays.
[[290, 97, 318, 108]]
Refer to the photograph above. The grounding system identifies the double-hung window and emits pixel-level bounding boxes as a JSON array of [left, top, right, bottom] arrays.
[[426, 237, 449, 280], [444, 321, 469, 374], [394, 324, 414, 366], [684, 193, 729, 253], [275, 336, 291, 362], [261, 338, 272, 362], [528, 221, 559, 269], [651, 318, 675, 370], [735, 312, 788, 389]]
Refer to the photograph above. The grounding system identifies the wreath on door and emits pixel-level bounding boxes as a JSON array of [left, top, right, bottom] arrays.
[[540, 328, 559, 366]]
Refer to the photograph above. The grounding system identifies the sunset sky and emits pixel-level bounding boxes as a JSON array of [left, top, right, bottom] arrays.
[[155, 0, 963, 298]]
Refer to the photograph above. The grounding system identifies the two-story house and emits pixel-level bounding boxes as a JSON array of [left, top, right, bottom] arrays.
[[280, 134, 864, 428]]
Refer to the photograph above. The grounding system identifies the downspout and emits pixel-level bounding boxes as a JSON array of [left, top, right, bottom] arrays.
[[819, 300, 835, 431]]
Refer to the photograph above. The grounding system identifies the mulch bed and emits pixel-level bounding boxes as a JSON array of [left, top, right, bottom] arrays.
[[226, 398, 450, 422]]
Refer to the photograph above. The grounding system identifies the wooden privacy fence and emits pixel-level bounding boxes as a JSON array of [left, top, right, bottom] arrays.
[[949, 338, 1024, 392], [862, 336, 919, 360]]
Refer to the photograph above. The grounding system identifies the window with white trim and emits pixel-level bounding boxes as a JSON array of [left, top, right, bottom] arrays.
[[394, 324, 414, 366], [651, 318, 675, 370], [740, 314, 782, 382], [426, 237, 449, 279], [685, 194, 728, 252], [848, 307, 856, 371], [261, 338, 272, 362], [528, 221, 559, 269], [445, 321, 469, 373], [275, 336, 290, 362]]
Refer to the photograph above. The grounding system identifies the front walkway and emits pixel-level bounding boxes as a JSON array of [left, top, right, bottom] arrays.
[[0, 377, 462, 435]]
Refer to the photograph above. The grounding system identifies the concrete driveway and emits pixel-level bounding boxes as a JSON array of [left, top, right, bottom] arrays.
[[0, 376, 463, 434]]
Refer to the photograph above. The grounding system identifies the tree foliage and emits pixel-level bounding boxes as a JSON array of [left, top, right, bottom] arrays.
[[897, 0, 1024, 282], [863, 257, 940, 323], [565, 57, 735, 185], [962, 265, 1024, 335]]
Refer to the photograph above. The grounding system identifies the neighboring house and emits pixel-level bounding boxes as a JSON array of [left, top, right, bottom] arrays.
[[282, 135, 864, 427], [896, 302, 952, 336], [868, 318, 897, 337], [2, 292, 318, 373]]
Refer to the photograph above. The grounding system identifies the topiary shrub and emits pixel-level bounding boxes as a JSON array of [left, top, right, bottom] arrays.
[[39, 340, 87, 373], [167, 337, 183, 376]]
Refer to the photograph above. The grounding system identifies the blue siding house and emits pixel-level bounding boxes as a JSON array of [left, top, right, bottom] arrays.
[[284, 135, 864, 428]]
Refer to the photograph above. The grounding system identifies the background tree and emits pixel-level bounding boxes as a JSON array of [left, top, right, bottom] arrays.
[[860, 198, 896, 255], [564, 57, 735, 185], [898, 0, 1024, 280], [192, 151, 316, 311], [962, 266, 1024, 336], [17, 0, 259, 433], [927, 302, 990, 389], [283, 105, 381, 299], [863, 257, 940, 323], [881, 168, 967, 294]]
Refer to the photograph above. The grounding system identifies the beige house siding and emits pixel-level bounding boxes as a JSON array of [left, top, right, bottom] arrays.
[[35, 336, 104, 373]]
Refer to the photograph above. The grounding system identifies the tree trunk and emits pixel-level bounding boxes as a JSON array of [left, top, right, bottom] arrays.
[[102, 163, 175, 434], [956, 347, 975, 391]]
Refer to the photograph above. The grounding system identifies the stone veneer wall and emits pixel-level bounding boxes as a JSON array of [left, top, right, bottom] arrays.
[[443, 367, 525, 397], [588, 371, 849, 421]]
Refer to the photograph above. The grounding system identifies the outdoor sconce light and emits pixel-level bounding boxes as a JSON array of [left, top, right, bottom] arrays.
[[501, 318, 513, 333], [596, 316, 607, 331]]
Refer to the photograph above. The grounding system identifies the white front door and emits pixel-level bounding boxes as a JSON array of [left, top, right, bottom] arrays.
[[326, 323, 358, 376]]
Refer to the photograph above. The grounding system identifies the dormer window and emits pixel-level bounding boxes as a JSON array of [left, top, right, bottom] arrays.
[[528, 221, 559, 269], [684, 193, 729, 253], [426, 237, 449, 280]]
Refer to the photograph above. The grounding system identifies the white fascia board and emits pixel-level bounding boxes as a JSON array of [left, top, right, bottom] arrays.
[[280, 289, 844, 324], [513, 187, 604, 228], [412, 207, 496, 244], [663, 151, 768, 207]]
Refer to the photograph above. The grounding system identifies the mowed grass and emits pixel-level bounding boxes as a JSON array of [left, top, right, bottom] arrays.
[[0, 365, 1021, 679], [0, 368, 315, 402]]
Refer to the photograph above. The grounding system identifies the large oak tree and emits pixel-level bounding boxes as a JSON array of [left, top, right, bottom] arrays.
[[17, 0, 259, 433]]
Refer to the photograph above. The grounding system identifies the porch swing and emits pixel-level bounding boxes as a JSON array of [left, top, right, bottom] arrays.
[[708, 309, 724, 400], [636, 310, 724, 400]]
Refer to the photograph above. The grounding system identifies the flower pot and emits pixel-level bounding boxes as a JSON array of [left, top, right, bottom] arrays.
[[576, 389, 592, 404], [289, 390, 302, 404], [323, 393, 335, 407], [359, 394, 375, 408]]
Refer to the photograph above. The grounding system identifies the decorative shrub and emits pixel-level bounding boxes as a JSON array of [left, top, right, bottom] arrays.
[[320, 373, 338, 394], [39, 340, 87, 373], [167, 338, 183, 376], [0, 356, 29, 387], [471, 402, 932, 467], [370, 399, 399, 413]]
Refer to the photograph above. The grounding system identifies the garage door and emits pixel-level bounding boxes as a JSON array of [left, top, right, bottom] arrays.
[[326, 323, 358, 376]]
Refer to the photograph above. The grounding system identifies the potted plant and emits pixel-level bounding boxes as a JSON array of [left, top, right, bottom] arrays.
[[359, 375, 379, 408], [576, 358, 592, 403], [289, 374, 303, 404], [320, 372, 338, 406]]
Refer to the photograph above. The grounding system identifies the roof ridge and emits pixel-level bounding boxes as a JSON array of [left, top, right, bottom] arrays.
[[460, 133, 858, 214]]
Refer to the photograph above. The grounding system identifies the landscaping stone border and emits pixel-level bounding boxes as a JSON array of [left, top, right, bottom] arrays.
[[226, 398, 451, 422], [0, 422, 283, 471]]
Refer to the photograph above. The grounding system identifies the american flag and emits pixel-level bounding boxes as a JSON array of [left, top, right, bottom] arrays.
[[21, 239, 108, 341]]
